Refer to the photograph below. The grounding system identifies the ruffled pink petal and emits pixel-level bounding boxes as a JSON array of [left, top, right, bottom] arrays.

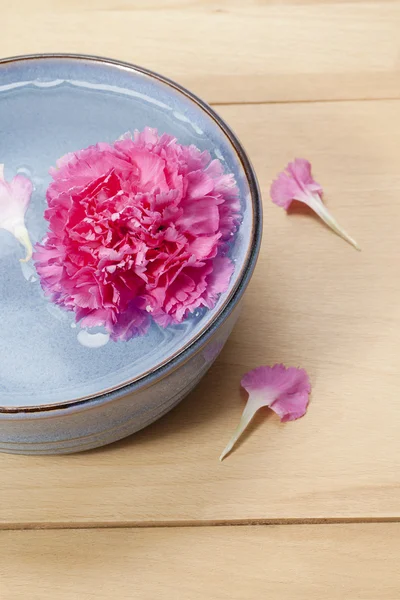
[[188, 232, 221, 260], [241, 364, 310, 395], [133, 126, 159, 147], [270, 159, 321, 207], [270, 390, 310, 423], [110, 300, 151, 341], [185, 170, 215, 200], [80, 309, 115, 331], [220, 364, 311, 461], [127, 148, 168, 193], [287, 158, 322, 195], [202, 257, 234, 309], [176, 198, 220, 236], [270, 171, 300, 209], [205, 159, 224, 179]]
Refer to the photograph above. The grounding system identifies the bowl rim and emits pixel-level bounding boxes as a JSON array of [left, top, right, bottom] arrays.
[[0, 52, 262, 414]]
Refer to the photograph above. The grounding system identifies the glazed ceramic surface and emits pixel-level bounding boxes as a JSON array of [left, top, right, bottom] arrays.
[[0, 54, 261, 454]]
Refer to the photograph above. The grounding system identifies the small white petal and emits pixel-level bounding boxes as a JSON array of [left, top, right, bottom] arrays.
[[0, 169, 33, 261]]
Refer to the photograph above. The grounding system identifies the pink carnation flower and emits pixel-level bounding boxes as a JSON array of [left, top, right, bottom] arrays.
[[34, 128, 240, 341], [220, 364, 311, 461]]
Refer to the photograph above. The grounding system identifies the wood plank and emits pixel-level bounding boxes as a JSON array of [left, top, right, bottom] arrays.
[[1, 524, 399, 599], [1, 99, 399, 527], [3, 2, 400, 103]]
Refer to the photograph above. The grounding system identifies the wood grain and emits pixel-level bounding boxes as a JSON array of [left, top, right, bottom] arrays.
[[1, 524, 399, 599], [3, 2, 400, 103], [1, 2, 399, 595], [1, 99, 399, 527]]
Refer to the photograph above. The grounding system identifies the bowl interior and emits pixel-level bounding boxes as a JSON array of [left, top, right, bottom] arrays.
[[0, 56, 254, 409]]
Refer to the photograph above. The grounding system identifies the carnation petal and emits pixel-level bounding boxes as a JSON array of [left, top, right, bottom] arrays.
[[188, 232, 221, 260], [270, 171, 300, 209], [111, 301, 151, 341], [185, 170, 215, 200], [220, 364, 311, 461], [287, 158, 322, 194], [176, 198, 220, 236], [0, 166, 33, 262], [270, 158, 360, 250], [270, 390, 310, 422], [203, 256, 234, 308], [128, 148, 168, 192]]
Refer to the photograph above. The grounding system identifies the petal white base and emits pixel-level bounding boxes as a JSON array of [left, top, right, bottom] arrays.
[[220, 392, 271, 461], [309, 193, 360, 251], [219, 407, 255, 461], [13, 223, 33, 262]]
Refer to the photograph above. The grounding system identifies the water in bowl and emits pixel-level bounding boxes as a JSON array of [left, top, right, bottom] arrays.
[[0, 60, 251, 408]]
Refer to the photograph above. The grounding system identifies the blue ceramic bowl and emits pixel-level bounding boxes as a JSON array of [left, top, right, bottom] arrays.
[[0, 54, 262, 454]]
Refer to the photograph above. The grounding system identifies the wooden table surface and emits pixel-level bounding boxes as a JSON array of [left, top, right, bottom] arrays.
[[1, 1, 400, 598]]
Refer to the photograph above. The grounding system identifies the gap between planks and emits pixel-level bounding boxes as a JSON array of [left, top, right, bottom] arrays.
[[1, 516, 399, 532], [210, 96, 400, 108]]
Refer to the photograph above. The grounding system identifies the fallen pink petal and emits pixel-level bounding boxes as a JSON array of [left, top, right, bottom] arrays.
[[219, 364, 311, 461], [0, 164, 33, 262], [270, 158, 360, 251]]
